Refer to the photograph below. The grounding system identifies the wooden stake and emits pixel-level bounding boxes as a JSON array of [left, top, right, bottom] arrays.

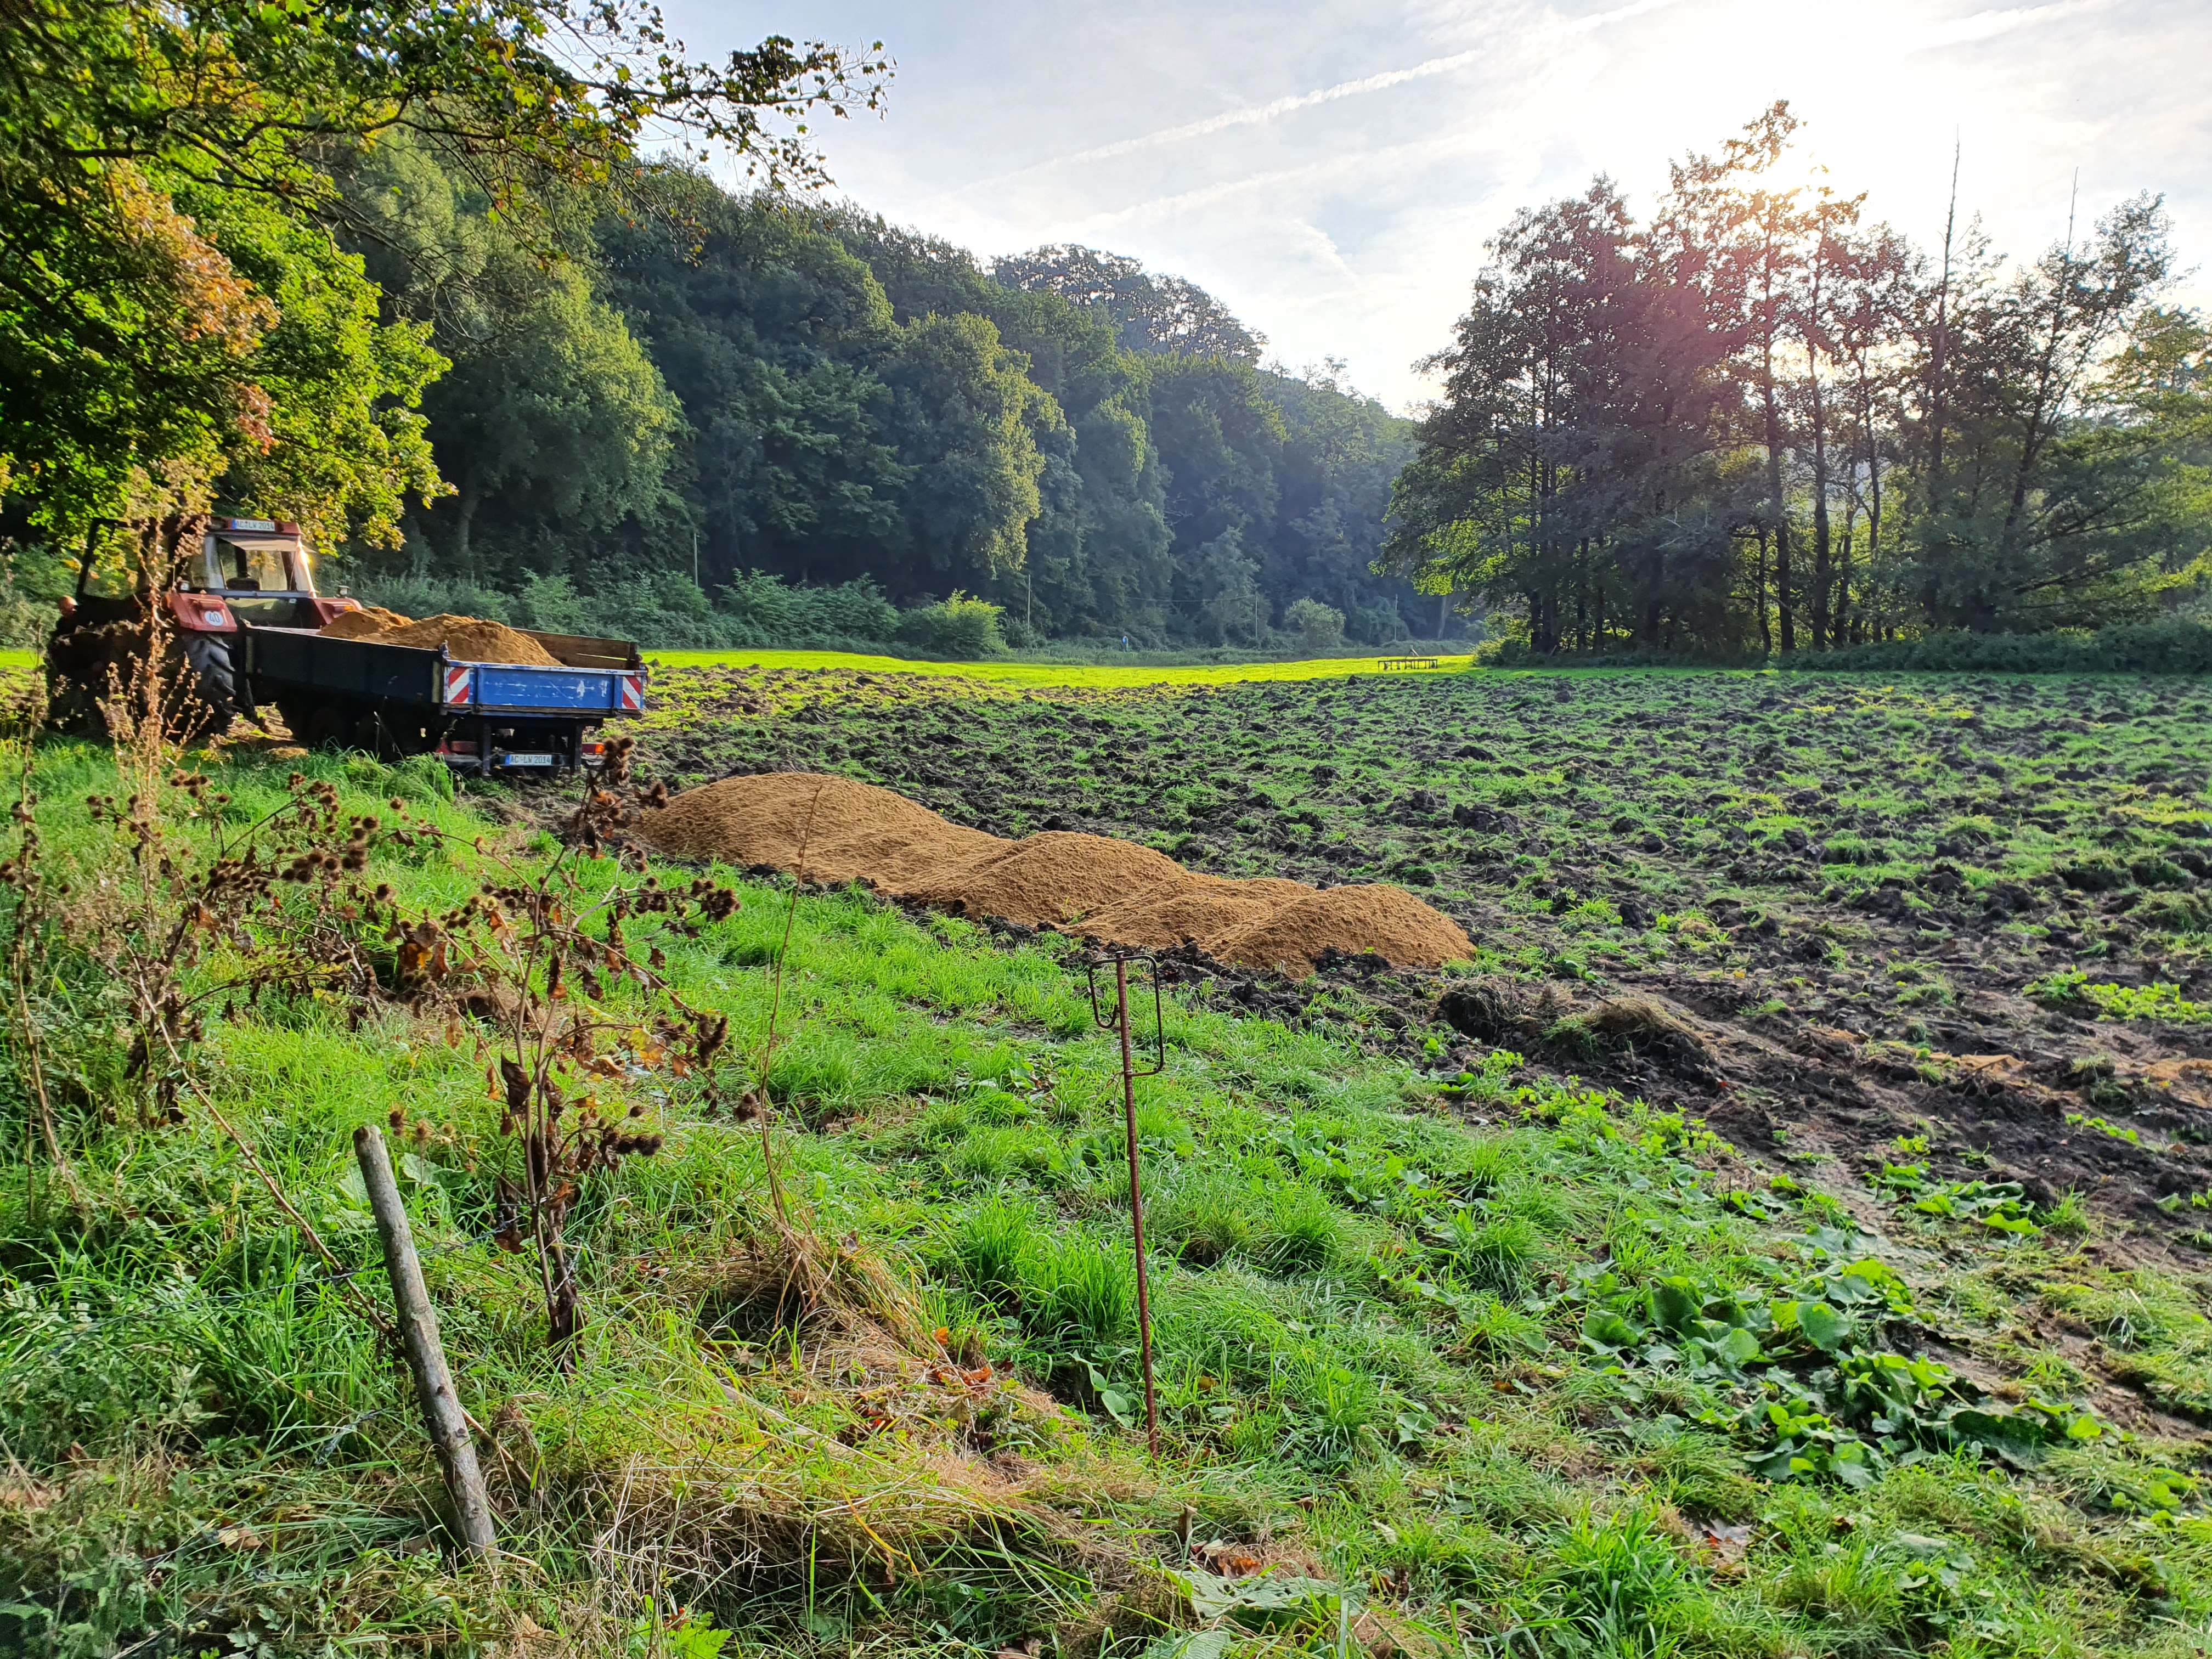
[[353, 1124, 497, 1559]]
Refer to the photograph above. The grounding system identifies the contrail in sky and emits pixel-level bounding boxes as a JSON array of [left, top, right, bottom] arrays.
[[950, 0, 1689, 196]]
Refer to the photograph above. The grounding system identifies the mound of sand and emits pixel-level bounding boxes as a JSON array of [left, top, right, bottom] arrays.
[[636, 771, 1471, 972], [375, 614, 563, 668], [640, 772, 999, 889], [1207, 884, 1475, 976], [1081, 877, 1313, 952], [315, 606, 562, 668], [906, 832, 1198, 928], [319, 604, 411, 641]]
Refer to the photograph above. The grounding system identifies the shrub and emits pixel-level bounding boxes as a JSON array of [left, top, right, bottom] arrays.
[[1782, 617, 2212, 675], [351, 573, 516, 624], [895, 591, 1007, 657], [720, 568, 898, 642], [1284, 596, 1346, 652]]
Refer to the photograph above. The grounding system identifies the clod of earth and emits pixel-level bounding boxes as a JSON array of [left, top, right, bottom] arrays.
[[636, 771, 1472, 970], [317, 607, 563, 668], [1438, 977, 1716, 1079]]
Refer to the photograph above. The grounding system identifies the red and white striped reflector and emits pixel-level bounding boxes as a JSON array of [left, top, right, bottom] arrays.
[[443, 664, 472, 705], [618, 672, 644, 710]]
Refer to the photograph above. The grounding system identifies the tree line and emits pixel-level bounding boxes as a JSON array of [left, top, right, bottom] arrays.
[[335, 142, 1428, 648], [1384, 103, 2212, 656]]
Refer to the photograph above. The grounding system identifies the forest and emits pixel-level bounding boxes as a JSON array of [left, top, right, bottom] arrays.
[[317, 143, 1431, 650], [1386, 104, 2212, 658]]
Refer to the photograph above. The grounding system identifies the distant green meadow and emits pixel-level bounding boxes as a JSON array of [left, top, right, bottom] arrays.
[[643, 646, 1474, 688]]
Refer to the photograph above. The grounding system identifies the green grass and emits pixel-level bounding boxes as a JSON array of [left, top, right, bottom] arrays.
[[5, 736, 2212, 1655], [644, 645, 1474, 687]]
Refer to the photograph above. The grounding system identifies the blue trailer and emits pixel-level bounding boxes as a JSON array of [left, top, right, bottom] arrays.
[[244, 624, 646, 776]]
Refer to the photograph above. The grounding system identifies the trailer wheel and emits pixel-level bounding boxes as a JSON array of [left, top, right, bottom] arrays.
[[301, 704, 351, 752]]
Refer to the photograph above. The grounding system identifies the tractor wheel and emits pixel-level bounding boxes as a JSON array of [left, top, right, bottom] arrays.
[[177, 633, 238, 739]]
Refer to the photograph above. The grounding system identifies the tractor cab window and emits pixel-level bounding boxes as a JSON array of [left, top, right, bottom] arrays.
[[208, 534, 301, 594]]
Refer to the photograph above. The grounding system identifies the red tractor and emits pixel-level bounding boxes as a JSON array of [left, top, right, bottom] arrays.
[[46, 515, 359, 737]]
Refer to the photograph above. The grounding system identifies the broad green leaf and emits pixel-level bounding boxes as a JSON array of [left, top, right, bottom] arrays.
[[1582, 1308, 1642, 1349], [1721, 1325, 1765, 1364], [1796, 1301, 1847, 1352], [1650, 1277, 1700, 1331]]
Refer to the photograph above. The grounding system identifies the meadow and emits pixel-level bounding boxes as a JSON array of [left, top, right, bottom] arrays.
[[642, 647, 1472, 690], [4, 659, 2212, 1657]]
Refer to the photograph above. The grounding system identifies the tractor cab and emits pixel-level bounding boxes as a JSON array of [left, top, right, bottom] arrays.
[[189, 518, 350, 630]]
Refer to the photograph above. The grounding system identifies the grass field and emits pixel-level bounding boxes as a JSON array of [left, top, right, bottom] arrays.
[[644, 646, 1474, 689], [8, 661, 2212, 1656]]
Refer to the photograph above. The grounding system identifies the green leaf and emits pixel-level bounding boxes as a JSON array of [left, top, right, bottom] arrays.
[[1831, 1443, 1878, 1489], [1721, 1325, 1765, 1364], [1143, 1634, 1232, 1659], [1582, 1308, 1643, 1350], [1650, 1277, 1700, 1331], [1797, 1301, 1848, 1352]]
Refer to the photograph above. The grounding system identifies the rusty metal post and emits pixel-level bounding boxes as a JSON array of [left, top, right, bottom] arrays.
[[1113, 959, 1161, 1459]]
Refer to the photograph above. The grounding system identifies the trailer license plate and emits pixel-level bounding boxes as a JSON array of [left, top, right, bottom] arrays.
[[503, 753, 554, 768]]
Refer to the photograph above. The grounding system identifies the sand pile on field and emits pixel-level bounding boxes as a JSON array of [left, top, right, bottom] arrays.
[[1082, 877, 1313, 950], [904, 832, 1198, 929], [1206, 884, 1476, 977], [318, 605, 413, 641], [641, 772, 1000, 889], [637, 771, 1471, 972]]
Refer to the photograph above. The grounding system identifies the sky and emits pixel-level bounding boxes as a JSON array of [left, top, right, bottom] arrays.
[[674, 0, 2211, 412]]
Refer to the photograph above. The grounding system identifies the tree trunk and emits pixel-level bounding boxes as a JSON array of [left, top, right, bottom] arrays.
[[1754, 529, 1773, 656], [450, 471, 482, 579], [1927, 141, 1959, 517], [1835, 490, 1857, 647], [1805, 242, 1832, 651], [1759, 221, 1795, 653]]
